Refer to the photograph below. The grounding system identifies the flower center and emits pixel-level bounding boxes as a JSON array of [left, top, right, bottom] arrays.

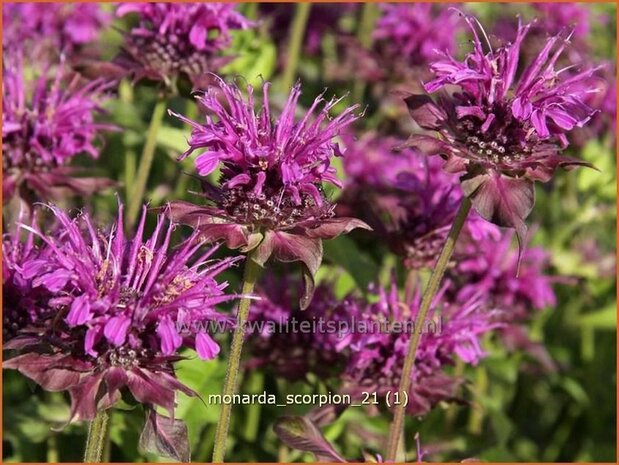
[[103, 345, 151, 369], [220, 185, 335, 230], [456, 113, 533, 167], [133, 35, 209, 78]]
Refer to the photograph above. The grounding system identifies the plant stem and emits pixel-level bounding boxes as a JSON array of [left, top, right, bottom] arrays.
[[212, 252, 262, 463], [126, 98, 167, 232], [353, 3, 379, 103], [384, 197, 472, 462], [83, 410, 109, 463], [47, 434, 59, 463], [281, 3, 311, 92]]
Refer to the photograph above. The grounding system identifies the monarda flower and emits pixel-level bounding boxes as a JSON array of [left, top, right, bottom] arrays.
[[2, 213, 55, 342], [454, 232, 557, 319], [245, 275, 354, 382], [168, 77, 370, 308], [374, 3, 461, 67], [339, 133, 498, 270], [2, 51, 114, 205], [448, 232, 558, 370], [341, 281, 502, 416], [116, 3, 252, 86], [3, 205, 237, 453], [2, 3, 110, 57], [404, 12, 600, 247]]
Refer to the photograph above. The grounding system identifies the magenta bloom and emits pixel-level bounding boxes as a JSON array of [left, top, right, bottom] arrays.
[[342, 281, 502, 416], [405, 12, 600, 247], [116, 3, 252, 85], [2, 52, 114, 204], [2, 214, 55, 342], [374, 3, 461, 67], [246, 276, 353, 382], [533, 3, 591, 42], [454, 232, 557, 318], [4, 205, 237, 432], [340, 133, 499, 269], [449, 232, 558, 370], [168, 77, 370, 308], [2, 3, 110, 56]]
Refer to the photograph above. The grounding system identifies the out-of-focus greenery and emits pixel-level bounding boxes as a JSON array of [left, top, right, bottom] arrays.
[[2, 2, 616, 462]]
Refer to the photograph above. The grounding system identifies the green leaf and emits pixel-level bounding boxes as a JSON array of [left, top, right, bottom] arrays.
[[575, 305, 617, 329], [156, 125, 191, 156], [323, 236, 378, 291], [174, 355, 227, 449]]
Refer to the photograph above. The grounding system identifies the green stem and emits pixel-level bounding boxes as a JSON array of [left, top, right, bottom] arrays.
[[83, 410, 109, 463], [281, 3, 311, 92], [353, 3, 379, 103], [384, 197, 472, 462], [47, 434, 59, 463], [126, 98, 167, 232], [212, 252, 262, 463]]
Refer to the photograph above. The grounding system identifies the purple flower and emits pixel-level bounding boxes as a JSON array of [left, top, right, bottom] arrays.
[[4, 204, 237, 425], [245, 275, 354, 382], [533, 3, 591, 42], [339, 133, 499, 269], [2, 213, 55, 342], [448, 232, 558, 370], [374, 3, 461, 67], [2, 3, 110, 57], [404, 12, 600, 248], [2, 51, 115, 204], [167, 77, 370, 308], [453, 232, 557, 319], [341, 280, 502, 416], [116, 3, 252, 85]]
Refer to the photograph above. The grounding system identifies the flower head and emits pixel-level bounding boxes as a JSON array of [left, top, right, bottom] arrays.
[[167, 77, 370, 308], [447, 232, 558, 370], [246, 275, 353, 382], [405, 12, 600, 248], [340, 133, 499, 269], [453, 232, 557, 319], [342, 280, 501, 416], [2, 51, 114, 204], [2, 213, 55, 342], [374, 3, 461, 67], [4, 204, 237, 424], [3, 3, 110, 56], [116, 3, 252, 85]]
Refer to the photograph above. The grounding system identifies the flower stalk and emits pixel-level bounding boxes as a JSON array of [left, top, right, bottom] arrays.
[[84, 410, 109, 463], [384, 197, 472, 461], [126, 98, 166, 232], [212, 251, 262, 463], [281, 3, 311, 91]]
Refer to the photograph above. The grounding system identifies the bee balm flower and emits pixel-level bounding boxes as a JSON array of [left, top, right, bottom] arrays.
[[4, 205, 237, 426], [2, 51, 114, 204], [404, 12, 600, 248], [116, 3, 252, 86], [168, 77, 370, 308]]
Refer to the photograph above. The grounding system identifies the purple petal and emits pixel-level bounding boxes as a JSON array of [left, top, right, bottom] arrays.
[[404, 94, 448, 131], [461, 170, 535, 257], [104, 315, 131, 346], [195, 332, 220, 360], [66, 295, 92, 327], [305, 217, 372, 240], [157, 318, 182, 355], [139, 409, 191, 462]]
